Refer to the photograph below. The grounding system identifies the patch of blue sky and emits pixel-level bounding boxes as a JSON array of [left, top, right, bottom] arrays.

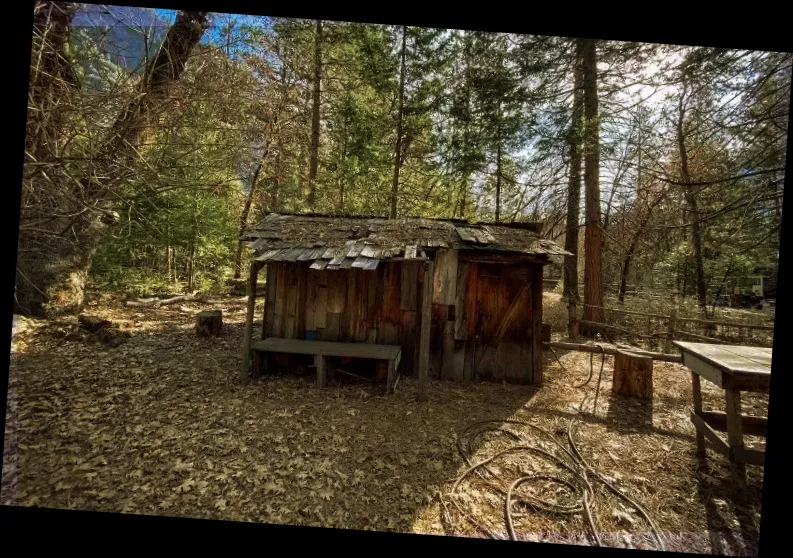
[[152, 8, 177, 24], [73, 4, 170, 27]]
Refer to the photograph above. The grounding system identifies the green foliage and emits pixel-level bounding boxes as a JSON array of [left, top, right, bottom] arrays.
[[56, 10, 784, 304]]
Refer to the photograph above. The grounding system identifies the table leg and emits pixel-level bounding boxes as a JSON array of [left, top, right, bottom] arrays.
[[386, 360, 396, 394], [691, 372, 706, 457], [725, 388, 747, 496], [315, 354, 326, 388]]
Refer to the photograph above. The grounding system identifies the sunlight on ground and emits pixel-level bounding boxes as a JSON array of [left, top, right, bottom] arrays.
[[5, 294, 766, 556]]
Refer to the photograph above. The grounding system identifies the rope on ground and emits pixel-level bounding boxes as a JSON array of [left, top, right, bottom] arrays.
[[548, 344, 566, 371], [572, 343, 605, 391], [591, 344, 606, 415], [437, 350, 665, 550]]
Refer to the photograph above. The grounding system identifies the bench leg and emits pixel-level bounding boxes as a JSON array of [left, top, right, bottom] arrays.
[[386, 360, 396, 394], [315, 354, 326, 388], [725, 387, 747, 498], [691, 372, 706, 458]]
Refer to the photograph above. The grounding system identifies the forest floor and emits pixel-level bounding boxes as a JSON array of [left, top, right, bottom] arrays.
[[3, 292, 767, 556]]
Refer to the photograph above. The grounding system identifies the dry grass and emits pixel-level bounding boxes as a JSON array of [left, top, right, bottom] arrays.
[[4, 292, 766, 555]]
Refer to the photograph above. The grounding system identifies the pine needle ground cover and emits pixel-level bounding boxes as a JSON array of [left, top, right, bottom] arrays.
[[4, 294, 765, 556]]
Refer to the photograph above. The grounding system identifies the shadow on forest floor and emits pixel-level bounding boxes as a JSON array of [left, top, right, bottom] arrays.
[[4, 296, 766, 555]]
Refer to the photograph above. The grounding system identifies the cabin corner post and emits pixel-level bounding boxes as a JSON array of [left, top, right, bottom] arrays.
[[531, 264, 543, 384], [417, 260, 434, 402], [241, 261, 263, 384]]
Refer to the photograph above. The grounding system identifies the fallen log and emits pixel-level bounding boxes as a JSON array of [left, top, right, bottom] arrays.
[[87, 328, 130, 348], [78, 314, 113, 333], [125, 294, 199, 307], [543, 341, 682, 363]]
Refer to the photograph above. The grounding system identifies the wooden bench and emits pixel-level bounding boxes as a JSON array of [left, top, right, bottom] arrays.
[[251, 338, 402, 393], [673, 341, 770, 499]]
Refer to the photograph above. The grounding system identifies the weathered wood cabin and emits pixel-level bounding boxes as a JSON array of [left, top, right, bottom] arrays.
[[240, 213, 569, 387]]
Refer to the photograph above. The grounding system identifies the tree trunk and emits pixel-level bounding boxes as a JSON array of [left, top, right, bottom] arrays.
[[272, 133, 282, 212], [564, 40, 584, 319], [618, 240, 635, 304], [102, 11, 210, 169], [618, 188, 668, 303], [307, 19, 322, 210], [495, 140, 502, 222], [677, 90, 708, 310], [234, 162, 264, 279], [459, 178, 468, 219], [187, 241, 195, 292], [612, 350, 653, 400], [390, 25, 407, 220], [167, 246, 175, 282], [581, 39, 603, 328], [16, 9, 209, 317], [188, 198, 197, 292], [27, 2, 80, 169], [617, 119, 644, 304]]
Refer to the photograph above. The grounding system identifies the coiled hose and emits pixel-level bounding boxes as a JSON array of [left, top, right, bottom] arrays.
[[437, 344, 665, 550]]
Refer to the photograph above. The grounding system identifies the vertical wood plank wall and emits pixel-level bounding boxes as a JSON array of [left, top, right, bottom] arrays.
[[262, 252, 541, 383]]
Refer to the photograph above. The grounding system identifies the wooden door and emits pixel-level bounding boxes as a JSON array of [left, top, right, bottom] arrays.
[[472, 264, 533, 382]]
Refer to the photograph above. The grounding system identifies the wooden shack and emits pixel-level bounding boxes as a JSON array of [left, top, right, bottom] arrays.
[[240, 213, 569, 386]]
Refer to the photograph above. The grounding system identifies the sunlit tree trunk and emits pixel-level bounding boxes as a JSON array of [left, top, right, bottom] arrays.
[[390, 25, 407, 219], [307, 19, 322, 210], [676, 88, 707, 310], [581, 39, 604, 328], [564, 40, 584, 323]]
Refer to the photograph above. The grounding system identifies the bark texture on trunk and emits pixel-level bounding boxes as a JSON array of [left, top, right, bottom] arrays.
[[581, 39, 603, 327], [234, 162, 264, 280], [104, 11, 210, 169], [16, 9, 209, 316], [676, 89, 707, 310], [618, 189, 668, 303], [27, 1, 80, 168], [564, 40, 584, 311], [390, 25, 407, 220], [495, 140, 502, 222], [307, 19, 322, 210]]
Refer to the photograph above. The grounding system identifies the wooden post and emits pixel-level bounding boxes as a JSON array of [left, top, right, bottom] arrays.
[[240, 261, 261, 384], [612, 349, 653, 399], [531, 265, 543, 384], [666, 307, 677, 353], [417, 260, 433, 402]]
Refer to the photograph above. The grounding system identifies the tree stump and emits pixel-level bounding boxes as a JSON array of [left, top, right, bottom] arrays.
[[196, 310, 222, 337], [78, 314, 113, 333], [612, 350, 653, 399]]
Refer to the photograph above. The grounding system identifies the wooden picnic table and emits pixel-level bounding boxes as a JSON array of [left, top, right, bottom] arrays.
[[673, 341, 771, 494], [252, 338, 402, 393]]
